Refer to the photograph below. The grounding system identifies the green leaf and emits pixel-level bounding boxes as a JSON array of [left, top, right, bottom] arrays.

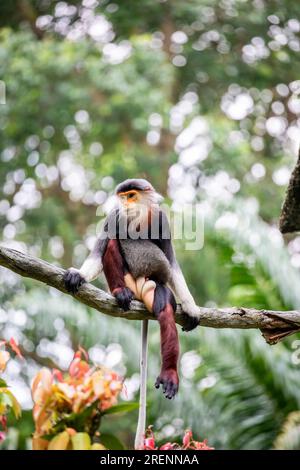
[[101, 402, 139, 416], [99, 433, 125, 450], [0, 378, 7, 387], [50, 400, 100, 435], [0, 388, 21, 418]]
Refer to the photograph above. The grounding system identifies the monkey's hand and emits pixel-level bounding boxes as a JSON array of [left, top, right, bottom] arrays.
[[64, 268, 86, 294], [155, 369, 179, 399], [181, 314, 200, 332], [181, 301, 201, 331], [113, 287, 134, 311]]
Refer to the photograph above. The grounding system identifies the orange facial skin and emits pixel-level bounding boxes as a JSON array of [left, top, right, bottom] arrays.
[[118, 190, 139, 205]]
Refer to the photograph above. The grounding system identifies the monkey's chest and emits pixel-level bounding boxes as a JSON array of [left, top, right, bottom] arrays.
[[119, 239, 171, 283]]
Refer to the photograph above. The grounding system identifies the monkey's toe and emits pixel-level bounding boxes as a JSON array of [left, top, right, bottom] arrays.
[[64, 269, 85, 294], [181, 314, 200, 332], [155, 370, 179, 399], [114, 287, 134, 311]]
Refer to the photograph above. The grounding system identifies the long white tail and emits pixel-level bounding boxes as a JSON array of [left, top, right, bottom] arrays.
[[134, 319, 149, 450]]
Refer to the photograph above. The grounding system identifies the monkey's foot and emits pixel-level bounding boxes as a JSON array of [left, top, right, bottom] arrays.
[[113, 287, 134, 311], [64, 268, 86, 294], [155, 369, 179, 399], [181, 313, 200, 332]]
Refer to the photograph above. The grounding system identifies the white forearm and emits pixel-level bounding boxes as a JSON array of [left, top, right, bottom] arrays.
[[170, 265, 200, 318], [72, 217, 111, 282], [68, 254, 102, 283], [171, 267, 195, 305], [79, 254, 103, 282]]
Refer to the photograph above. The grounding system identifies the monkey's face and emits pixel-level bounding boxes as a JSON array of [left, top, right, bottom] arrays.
[[118, 189, 140, 208], [116, 179, 162, 233], [117, 189, 154, 227]]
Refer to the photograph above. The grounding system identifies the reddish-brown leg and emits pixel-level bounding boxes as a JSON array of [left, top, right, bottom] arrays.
[[153, 285, 179, 399], [102, 239, 133, 311]]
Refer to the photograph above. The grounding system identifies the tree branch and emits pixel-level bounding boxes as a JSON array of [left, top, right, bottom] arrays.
[[0, 245, 300, 345]]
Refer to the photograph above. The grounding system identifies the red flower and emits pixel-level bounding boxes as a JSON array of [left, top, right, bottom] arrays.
[[0, 415, 7, 430], [159, 442, 175, 450], [144, 437, 156, 450], [192, 439, 214, 450], [182, 430, 214, 450], [52, 369, 63, 382], [182, 429, 193, 448], [143, 427, 214, 451], [8, 338, 23, 359]]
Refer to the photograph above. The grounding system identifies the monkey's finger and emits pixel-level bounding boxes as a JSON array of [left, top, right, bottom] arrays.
[[165, 381, 174, 399], [63, 270, 73, 282], [165, 380, 174, 399], [114, 287, 134, 311], [64, 271, 85, 294], [74, 274, 85, 291], [166, 382, 178, 399], [162, 380, 168, 394], [172, 383, 179, 398], [181, 314, 200, 332], [154, 376, 162, 389]]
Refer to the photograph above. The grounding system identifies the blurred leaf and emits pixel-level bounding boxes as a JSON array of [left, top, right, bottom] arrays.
[[99, 433, 125, 450], [101, 402, 139, 416], [0, 378, 7, 387], [0, 389, 21, 419]]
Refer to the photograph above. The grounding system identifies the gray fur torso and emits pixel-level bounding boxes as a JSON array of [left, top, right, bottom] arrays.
[[119, 239, 171, 283]]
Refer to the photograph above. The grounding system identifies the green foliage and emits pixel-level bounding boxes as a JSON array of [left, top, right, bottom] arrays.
[[102, 402, 139, 416], [99, 432, 125, 450]]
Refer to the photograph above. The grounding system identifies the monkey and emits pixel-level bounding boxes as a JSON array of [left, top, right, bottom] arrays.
[[64, 179, 200, 399]]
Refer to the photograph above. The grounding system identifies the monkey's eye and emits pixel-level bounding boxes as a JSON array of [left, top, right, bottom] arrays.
[[127, 193, 135, 199]]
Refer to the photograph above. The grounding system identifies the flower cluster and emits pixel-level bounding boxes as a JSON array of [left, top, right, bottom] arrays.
[[143, 427, 214, 450], [32, 347, 123, 450], [0, 338, 22, 443]]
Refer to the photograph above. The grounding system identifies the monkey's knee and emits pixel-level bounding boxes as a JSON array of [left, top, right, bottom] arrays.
[[140, 279, 156, 312], [124, 274, 156, 312], [124, 273, 137, 295], [152, 285, 176, 317]]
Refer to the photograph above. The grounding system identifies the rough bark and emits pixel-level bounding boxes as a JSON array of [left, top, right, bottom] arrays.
[[279, 149, 300, 234], [0, 245, 300, 345]]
